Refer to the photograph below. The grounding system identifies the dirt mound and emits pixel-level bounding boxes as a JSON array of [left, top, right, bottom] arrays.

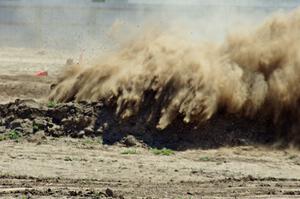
[[0, 99, 276, 149]]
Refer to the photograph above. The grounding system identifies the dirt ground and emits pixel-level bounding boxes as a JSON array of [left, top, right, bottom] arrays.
[[0, 47, 69, 103], [1, 138, 300, 198], [0, 48, 300, 198]]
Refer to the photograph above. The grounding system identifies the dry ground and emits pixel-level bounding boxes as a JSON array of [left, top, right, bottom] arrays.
[[1, 138, 300, 198], [0, 47, 68, 103], [0, 48, 300, 198]]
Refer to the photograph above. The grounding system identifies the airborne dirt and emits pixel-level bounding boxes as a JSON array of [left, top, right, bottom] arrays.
[[1, 8, 300, 198], [50, 8, 300, 145]]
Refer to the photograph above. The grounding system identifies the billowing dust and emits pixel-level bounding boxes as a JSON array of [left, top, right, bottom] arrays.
[[49, 8, 300, 132]]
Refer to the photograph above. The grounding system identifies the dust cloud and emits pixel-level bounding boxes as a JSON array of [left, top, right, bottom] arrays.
[[49, 8, 300, 131]]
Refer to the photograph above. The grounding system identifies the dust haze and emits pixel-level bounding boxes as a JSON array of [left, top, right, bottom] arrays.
[[48, 5, 300, 138]]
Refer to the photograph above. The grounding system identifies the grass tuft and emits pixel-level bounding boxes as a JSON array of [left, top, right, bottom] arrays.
[[199, 156, 211, 162], [47, 100, 57, 108], [121, 148, 138, 155], [8, 130, 20, 140], [150, 148, 175, 156]]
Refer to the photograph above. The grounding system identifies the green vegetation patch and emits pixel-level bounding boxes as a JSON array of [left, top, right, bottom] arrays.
[[198, 156, 211, 162], [150, 148, 175, 156], [47, 100, 57, 108], [8, 130, 21, 140], [121, 148, 138, 155]]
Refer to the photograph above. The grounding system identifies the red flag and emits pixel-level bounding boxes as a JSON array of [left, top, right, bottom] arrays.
[[35, 70, 48, 77]]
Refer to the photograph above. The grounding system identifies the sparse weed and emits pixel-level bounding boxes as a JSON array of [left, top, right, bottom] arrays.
[[91, 191, 105, 198], [199, 156, 211, 162], [150, 148, 175, 156], [64, 156, 72, 161], [21, 195, 28, 199], [0, 135, 6, 141], [121, 148, 138, 155], [32, 124, 39, 131], [8, 130, 20, 140], [47, 100, 57, 108]]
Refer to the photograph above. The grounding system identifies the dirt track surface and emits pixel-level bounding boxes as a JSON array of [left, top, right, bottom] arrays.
[[0, 48, 300, 198], [1, 139, 300, 198], [0, 48, 68, 103]]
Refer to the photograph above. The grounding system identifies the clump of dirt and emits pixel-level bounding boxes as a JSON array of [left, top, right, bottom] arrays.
[[48, 8, 300, 145], [0, 99, 96, 138], [0, 99, 275, 149]]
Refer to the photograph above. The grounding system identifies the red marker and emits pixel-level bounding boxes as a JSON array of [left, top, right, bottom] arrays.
[[35, 70, 48, 77]]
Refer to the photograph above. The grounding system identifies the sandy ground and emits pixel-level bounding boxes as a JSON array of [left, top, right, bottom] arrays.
[[1, 138, 300, 198], [0, 48, 300, 198]]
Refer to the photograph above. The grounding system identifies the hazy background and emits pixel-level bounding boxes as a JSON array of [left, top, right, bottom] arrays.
[[0, 0, 299, 52]]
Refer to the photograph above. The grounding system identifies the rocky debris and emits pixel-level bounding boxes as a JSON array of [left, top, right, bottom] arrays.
[[10, 119, 33, 135], [33, 118, 48, 130], [10, 118, 23, 129], [46, 123, 63, 137], [121, 135, 139, 147], [84, 126, 94, 136], [0, 99, 106, 139], [0, 99, 279, 149], [105, 188, 114, 197], [61, 116, 92, 134]]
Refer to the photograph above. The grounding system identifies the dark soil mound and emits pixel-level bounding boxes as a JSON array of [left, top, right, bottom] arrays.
[[0, 99, 281, 150]]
